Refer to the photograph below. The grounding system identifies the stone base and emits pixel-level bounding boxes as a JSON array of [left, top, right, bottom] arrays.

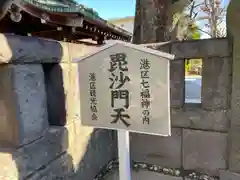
[[0, 64, 48, 147], [0, 120, 116, 180], [220, 170, 240, 180]]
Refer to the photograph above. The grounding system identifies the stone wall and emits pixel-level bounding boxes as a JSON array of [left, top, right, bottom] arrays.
[[132, 38, 231, 175], [0, 34, 235, 180], [0, 35, 117, 180]]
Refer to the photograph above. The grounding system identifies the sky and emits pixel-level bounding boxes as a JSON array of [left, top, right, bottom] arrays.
[[77, 0, 136, 20], [78, 0, 229, 20], [77, 0, 230, 38], [200, 0, 229, 38]]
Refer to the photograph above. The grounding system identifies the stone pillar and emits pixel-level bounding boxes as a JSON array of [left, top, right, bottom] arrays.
[[0, 33, 66, 147], [201, 56, 231, 110], [226, 0, 240, 176], [0, 64, 48, 147]]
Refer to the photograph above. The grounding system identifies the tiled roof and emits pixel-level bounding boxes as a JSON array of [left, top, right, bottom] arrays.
[[19, 0, 132, 38], [23, 0, 100, 18], [109, 16, 134, 24]]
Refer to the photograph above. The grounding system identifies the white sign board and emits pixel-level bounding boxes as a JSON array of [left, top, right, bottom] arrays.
[[74, 41, 174, 136]]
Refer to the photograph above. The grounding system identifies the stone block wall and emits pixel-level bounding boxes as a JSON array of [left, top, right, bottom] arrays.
[[127, 38, 232, 180], [0, 34, 116, 180]]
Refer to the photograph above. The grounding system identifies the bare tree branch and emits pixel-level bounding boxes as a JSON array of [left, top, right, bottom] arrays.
[[216, 20, 224, 26], [196, 27, 212, 36], [195, 16, 211, 20], [204, 0, 210, 10], [189, 1, 195, 18], [192, 0, 227, 38], [192, 12, 198, 19], [193, 2, 204, 8]]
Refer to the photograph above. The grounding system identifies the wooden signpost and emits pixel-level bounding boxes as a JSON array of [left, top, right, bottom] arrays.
[[73, 40, 174, 180]]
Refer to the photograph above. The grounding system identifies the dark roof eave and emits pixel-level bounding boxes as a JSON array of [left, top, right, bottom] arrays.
[[17, 0, 132, 39]]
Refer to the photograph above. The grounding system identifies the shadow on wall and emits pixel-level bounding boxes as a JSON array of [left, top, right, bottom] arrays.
[[42, 63, 67, 126], [0, 34, 116, 180]]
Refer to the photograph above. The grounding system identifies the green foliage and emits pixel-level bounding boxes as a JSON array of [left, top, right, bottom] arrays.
[[172, 11, 201, 41], [185, 60, 190, 72], [191, 31, 200, 39], [175, 15, 202, 74], [190, 27, 200, 40], [189, 22, 201, 40], [169, 1, 202, 75]]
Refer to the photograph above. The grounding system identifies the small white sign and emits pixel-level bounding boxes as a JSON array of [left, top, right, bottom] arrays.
[[73, 41, 174, 136]]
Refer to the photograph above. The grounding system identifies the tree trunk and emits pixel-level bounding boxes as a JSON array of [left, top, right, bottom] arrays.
[[132, 0, 172, 44]]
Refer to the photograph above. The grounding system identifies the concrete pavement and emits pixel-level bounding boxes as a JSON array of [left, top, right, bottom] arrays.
[[104, 170, 182, 180], [185, 76, 202, 103]]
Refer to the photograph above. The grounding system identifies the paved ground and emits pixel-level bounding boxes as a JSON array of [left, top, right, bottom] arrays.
[[185, 76, 201, 103], [105, 170, 182, 180]]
